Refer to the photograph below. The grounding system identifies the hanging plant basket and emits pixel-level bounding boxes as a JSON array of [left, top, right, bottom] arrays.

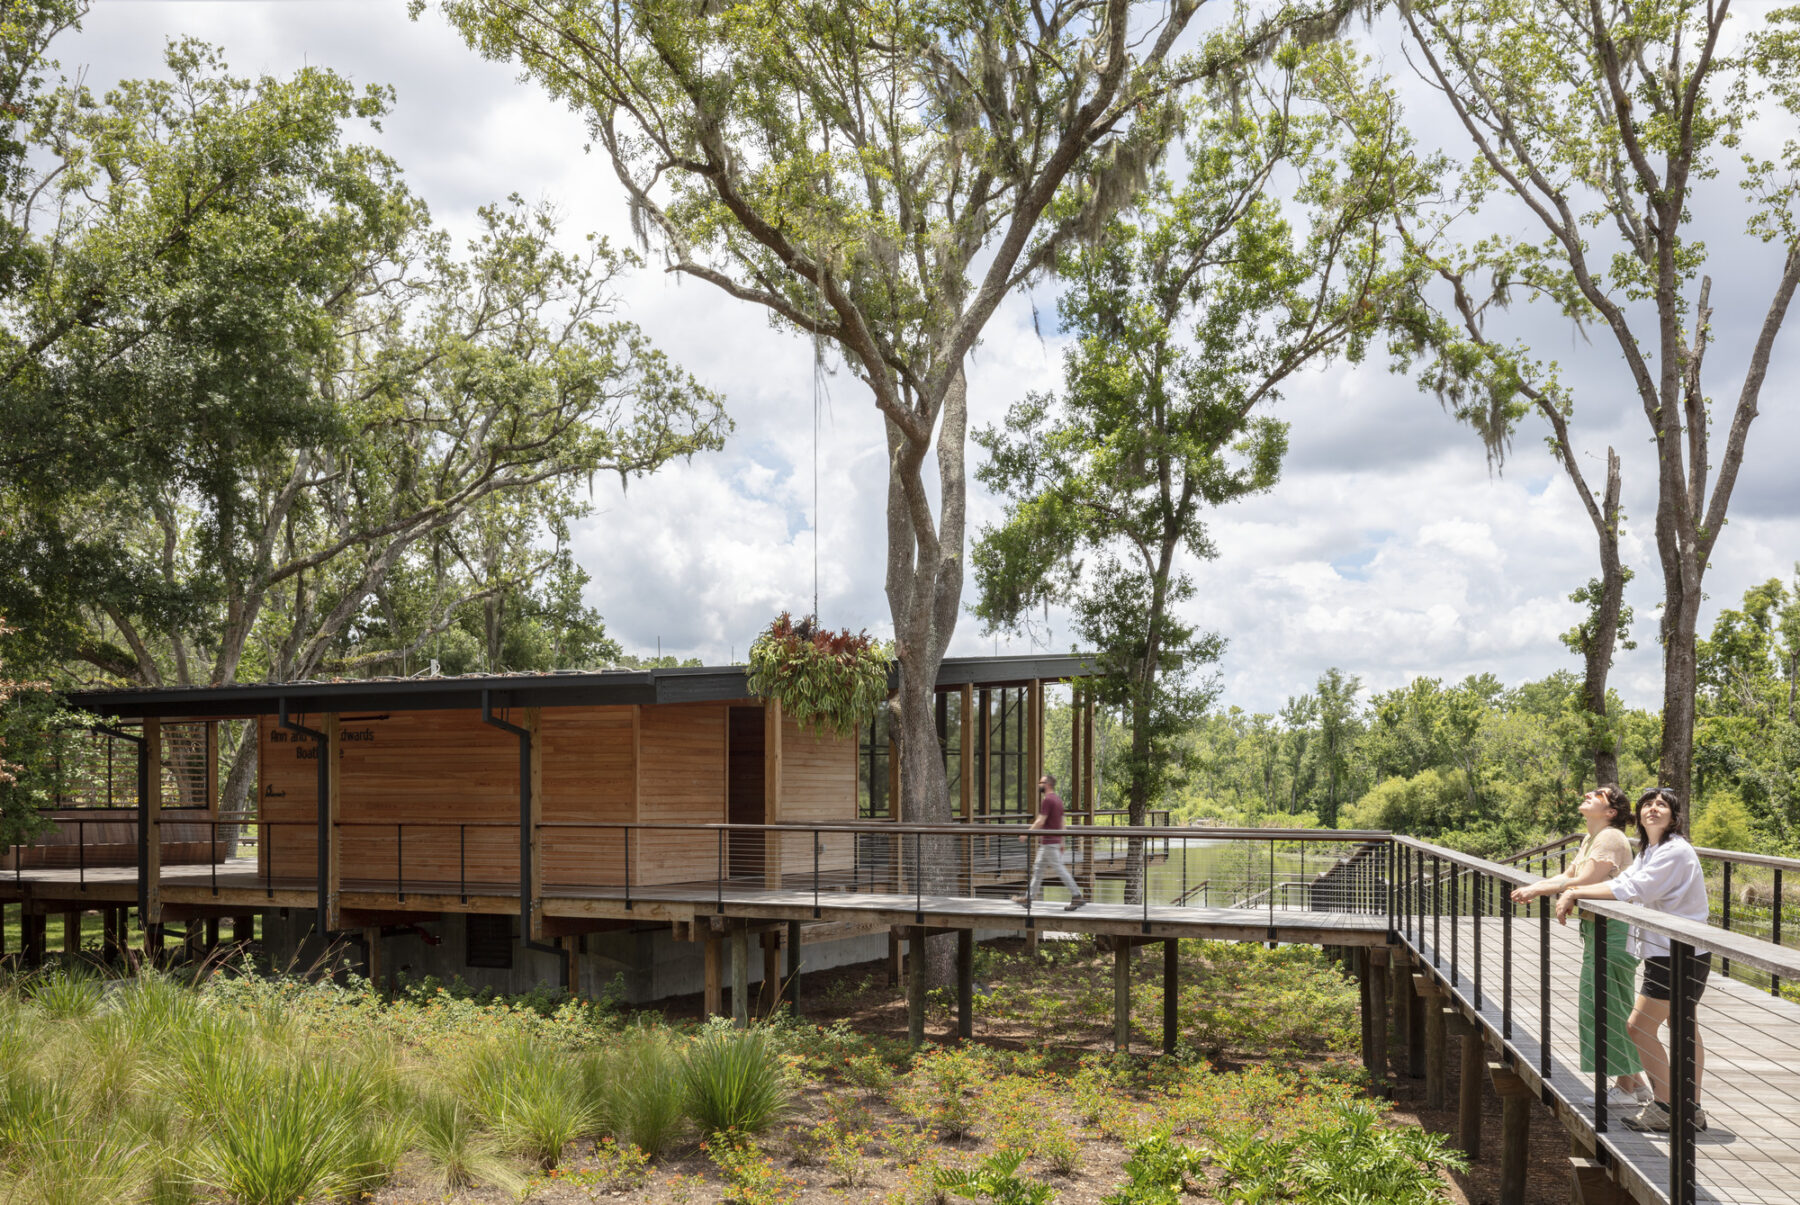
[[746, 612, 893, 739]]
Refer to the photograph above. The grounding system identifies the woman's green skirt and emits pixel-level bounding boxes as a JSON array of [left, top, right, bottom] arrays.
[[1579, 916, 1643, 1075]]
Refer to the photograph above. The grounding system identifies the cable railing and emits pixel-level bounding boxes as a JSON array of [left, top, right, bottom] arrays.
[[1397, 835, 1800, 1205], [1500, 830, 1800, 997]]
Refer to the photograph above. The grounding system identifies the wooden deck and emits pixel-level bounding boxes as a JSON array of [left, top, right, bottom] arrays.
[[1412, 914, 1800, 1205], [0, 856, 1389, 947]]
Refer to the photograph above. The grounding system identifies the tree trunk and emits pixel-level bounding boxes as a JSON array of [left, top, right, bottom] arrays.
[[887, 370, 966, 989], [1658, 554, 1704, 799], [1583, 449, 1626, 787]]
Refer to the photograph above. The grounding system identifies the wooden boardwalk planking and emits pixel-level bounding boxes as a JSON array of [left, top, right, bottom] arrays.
[[1411, 912, 1800, 1205], [1, 857, 1388, 946]]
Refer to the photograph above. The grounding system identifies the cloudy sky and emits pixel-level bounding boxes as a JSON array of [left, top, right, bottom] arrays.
[[63, 0, 1800, 714]]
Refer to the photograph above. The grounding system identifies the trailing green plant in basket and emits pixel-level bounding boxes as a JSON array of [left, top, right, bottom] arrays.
[[746, 613, 892, 739]]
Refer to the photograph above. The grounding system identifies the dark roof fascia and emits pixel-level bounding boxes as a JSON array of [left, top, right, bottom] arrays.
[[68, 653, 1102, 720]]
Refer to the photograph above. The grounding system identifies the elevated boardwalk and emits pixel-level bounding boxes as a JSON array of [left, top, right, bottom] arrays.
[[7, 824, 1797, 1205], [1412, 913, 1800, 1205]]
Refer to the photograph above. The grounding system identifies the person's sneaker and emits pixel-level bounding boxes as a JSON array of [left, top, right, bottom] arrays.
[[1692, 1105, 1709, 1133], [1623, 1101, 1672, 1133], [1064, 897, 1087, 911], [1009, 895, 1030, 905], [1607, 1083, 1653, 1108]]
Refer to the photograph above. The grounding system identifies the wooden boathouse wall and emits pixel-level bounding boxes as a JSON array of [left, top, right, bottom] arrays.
[[256, 700, 858, 896]]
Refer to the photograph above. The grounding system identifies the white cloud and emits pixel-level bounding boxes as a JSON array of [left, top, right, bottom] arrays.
[[52, 3, 1800, 715]]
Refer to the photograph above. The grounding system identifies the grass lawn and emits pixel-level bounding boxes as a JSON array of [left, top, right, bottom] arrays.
[[0, 938, 1462, 1205]]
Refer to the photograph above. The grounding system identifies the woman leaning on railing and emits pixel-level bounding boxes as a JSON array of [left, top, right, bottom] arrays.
[[1558, 787, 1713, 1133]]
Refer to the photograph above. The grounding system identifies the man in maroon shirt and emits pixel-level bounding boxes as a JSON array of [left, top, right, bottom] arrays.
[[1013, 773, 1086, 910]]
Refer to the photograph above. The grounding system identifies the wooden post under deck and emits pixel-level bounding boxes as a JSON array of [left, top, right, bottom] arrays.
[[786, 919, 803, 1014], [1163, 938, 1180, 1055], [1368, 947, 1389, 1085], [730, 925, 750, 1028], [907, 925, 927, 1048], [887, 928, 902, 987], [1446, 1009, 1483, 1157], [1489, 1061, 1533, 1205], [761, 930, 780, 1013], [703, 934, 723, 1018], [956, 928, 973, 1040], [1113, 939, 1132, 1052], [363, 926, 383, 988], [1418, 974, 1447, 1110], [62, 910, 80, 955]]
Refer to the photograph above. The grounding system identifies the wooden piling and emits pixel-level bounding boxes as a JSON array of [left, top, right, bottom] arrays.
[[1446, 1009, 1483, 1157], [1368, 947, 1389, 1085], [887, 928, 902, 987], [956, 928, 974, 1040], [103, 908, 121, 961], [907, 926, 927, 1048], [703, 935, 723, 1018], [1488, 1061, 1533, 1205], [787, 920, 803, 1014], [363, 926, 382, 988], [1417, 974, 1446, 1110], [730, 925, 750, 1028], [234, 914, 256, 943], [1113, 939, 1132, 1052], [1163, 938, 1179, 1056], [62, 910, 80, 955], [1356, 949, 1373, 1068], [761, 930, 780, 1014]]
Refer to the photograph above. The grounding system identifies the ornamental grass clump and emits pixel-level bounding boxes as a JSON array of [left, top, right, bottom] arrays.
[[23, 970, 103, 1021], [680, 1026, 791, 1137], [412, 1085, 525, 1195], [461, 1036, 597, 1168], [585, 1025, 689, 1156], [746, 612, 892, 738]]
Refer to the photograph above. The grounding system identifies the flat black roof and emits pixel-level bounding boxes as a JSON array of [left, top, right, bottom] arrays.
[[66, 654, 1100, 720]]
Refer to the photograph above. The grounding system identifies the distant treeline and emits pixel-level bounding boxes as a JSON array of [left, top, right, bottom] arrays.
[[1049, 575, 1799, 860]]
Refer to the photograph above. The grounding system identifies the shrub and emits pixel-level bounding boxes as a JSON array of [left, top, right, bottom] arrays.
[[1102, 1132, 1208, 1205], [935, 1149, 1056, 1205], [682, 1026, 790, 1137], [708, 1134, 803, 1205], [898, 1048, 985, 1140]]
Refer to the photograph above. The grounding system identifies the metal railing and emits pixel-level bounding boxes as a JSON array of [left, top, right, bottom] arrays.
[[1502, 830, 1800, 997], [1398, 835, 1800, 1205]]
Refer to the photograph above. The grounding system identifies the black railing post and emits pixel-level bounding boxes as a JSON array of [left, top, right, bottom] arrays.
[[396, 823, 405, 902], [1450, 863, 1460, 986], [813, 832, 821, 918], [459, 825, 467, 904], [1721, 861, 1733, 978], [1670, 939, 1697, 1205], [1502, 885, 1513, 1040], [1593, 909, 1608, 1133], [1472, 869, 1482, 1009], [208, 821, 215, 896], [624, 828, 633, 911], [716, 828, 725, 914], [1433, 856, 1442, 967], [79, 819, 87, 891], [1539, 897, 1551, 1083], [1774, 867, 1784, 997]]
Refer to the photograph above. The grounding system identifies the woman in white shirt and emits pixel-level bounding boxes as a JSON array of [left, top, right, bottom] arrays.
[[1510, 785, 1647, 1106], [1558, 787, 1712, 1133]]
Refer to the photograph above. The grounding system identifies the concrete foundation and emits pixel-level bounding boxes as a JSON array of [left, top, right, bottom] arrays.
[[258, 910, 960, 1004]]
